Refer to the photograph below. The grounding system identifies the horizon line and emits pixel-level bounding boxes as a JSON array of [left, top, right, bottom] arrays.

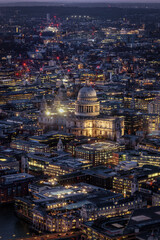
[[1, 1, 160, 3]]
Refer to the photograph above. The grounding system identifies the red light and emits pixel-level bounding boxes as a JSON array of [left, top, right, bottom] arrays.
[[57, 24, 59, 27], [57, 56, 60, 60], [23, 63, 27, 67], [67, 69, 71, 72], [54, 16, 56, 18]]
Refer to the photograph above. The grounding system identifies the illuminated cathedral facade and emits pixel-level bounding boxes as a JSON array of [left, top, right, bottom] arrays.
[[39, 84, 124, 141]]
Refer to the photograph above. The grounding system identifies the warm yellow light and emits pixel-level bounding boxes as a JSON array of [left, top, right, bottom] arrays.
[[58, 108, 64, 113], [0, 158, 7, 162], [46, 111, 51, 116]]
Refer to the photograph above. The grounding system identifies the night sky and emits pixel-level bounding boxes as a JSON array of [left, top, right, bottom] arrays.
[[0, 0, 160, 3]]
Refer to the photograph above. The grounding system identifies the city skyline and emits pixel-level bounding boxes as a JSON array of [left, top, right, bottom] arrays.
[[1, 2, 160, 240]]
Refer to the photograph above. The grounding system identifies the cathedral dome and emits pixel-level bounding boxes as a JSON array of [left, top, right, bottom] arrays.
[[75, 85, 100, 117], [77, 85, 97, 102]]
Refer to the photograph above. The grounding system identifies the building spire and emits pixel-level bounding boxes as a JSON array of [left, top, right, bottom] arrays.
[[57, 138, 64, 152]]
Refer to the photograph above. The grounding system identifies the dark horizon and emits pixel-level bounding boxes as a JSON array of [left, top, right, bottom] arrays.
[[1, 0, 160, 7], [1, 0, 160, 3]]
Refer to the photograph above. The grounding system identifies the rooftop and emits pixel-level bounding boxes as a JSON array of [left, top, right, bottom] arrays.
[[76, 141, 119, 152], [1, 173, 34, 184]]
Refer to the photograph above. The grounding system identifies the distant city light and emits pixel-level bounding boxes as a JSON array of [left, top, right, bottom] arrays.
[[46, 111, 51, 116], [58, 108, 65, 113], [42, 26, 58, 33], [2, 5, 160, 239]]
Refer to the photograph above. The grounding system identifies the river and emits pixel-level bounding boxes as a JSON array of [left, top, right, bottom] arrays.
[[0, 205, 32, 240]]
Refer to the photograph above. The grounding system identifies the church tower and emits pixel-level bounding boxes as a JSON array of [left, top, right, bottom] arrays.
[[131, 175, 139, 196], [57, 138, 64, 152], [54, 84, 67, 105], [40, 95, 48, 113]]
